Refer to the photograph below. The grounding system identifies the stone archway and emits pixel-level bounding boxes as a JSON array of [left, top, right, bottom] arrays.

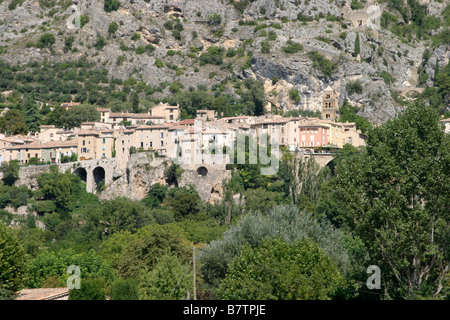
[[196, 166, 208, 177], [73, 167, 87, 183], [93, 166, 106, 192]]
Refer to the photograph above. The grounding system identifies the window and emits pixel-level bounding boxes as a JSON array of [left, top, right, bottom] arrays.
[[160, 132, 164, 138], [83, 140, 86, 146], [141, 142, 144, 148], [170, 115, 174, 120], [150, 142, 153, 147], [160, 141, 164, 147], [102, 138, 106, 144]]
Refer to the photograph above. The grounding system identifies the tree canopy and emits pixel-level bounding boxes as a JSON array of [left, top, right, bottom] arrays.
[[335, 102, 450, 299]]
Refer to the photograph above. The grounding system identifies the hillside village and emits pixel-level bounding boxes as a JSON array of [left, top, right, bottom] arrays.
[[0, 0, 448, 303], [0, 87, 371, 169]]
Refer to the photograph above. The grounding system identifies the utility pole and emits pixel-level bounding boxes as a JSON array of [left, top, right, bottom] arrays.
[[193, 245, 197, 300]]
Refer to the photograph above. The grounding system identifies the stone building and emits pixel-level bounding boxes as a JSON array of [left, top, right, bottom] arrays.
[[321, 86, 339, 121]]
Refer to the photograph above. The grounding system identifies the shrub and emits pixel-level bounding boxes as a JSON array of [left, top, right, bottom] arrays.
[[260, 40, 270, 53], [346, 80, 363, 95], [282, 40, 303, 54], [108, 22, 118, 34], [289, 88, 300, 102], [69, 278, 106, 300], [37, 33, 56, 48], [104, 0, 120, 12], [131, 32, 141, 41]]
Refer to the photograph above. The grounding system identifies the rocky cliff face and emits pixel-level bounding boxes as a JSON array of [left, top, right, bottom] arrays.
[[0, 0, 448, 123], [99, 153, 231, 203]]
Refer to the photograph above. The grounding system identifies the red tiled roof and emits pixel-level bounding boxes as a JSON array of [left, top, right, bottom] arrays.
[[16, 288, 69, 300]]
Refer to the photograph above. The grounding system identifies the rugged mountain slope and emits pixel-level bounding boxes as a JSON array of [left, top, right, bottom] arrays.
[[0, 0, 448, 124]]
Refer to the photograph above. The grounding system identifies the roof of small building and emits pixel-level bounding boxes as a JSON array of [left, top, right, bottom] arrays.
[[110, 112, 135, 118], [132, 114, 164, 119], [135, 125, 170, 130], [16, 288, 69, 300]]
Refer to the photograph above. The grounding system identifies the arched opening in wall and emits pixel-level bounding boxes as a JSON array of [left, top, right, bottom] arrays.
[[196, 166, 208, 177], [326, 159, 336, 176], [93, 166, 106, 192], [73, 167, 87, 183]]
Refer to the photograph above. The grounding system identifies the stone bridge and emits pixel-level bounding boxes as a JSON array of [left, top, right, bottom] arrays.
[[59, 158, 118, 193], [306, 153, 334, 167], [10, 158, 119, 194], [398, 87, 424, 99]]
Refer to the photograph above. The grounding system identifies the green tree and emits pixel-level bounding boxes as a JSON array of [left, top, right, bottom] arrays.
[[199, 204, 353, 293], [346, 80, 363, 95], [130, 91, 139, 113], [142, 183, 168, 209], [26, 249, 116, 288], [169, 191, 201, 220], [101, 197, 154, 236], [1, 160, 20, 186], [43, 106, 67, 128], [138, 253, 193, 300], [354, 33, 360, 57], [62, 104, 100, 129], [239, 78, 266, 116], [164, 162, 184, 187], [37, 33, 56, 48], [24, 95, 42, 133], [0, 109, 28, 135], [207, 13, 222, 26], [338, 100, 371, 134], [109, 278, 139, 300], [116, 224, 191, 279], [69, 278, 106, 300], [335, 102, 450, 299], [108, 22, 118, 35], [307, 51, 338, 78], [243, 187, 284, 213], [0, 223, 27, 293], [289, 88, 300, 103], [104, 0, 120, 12], [217, 238, 344, 300]]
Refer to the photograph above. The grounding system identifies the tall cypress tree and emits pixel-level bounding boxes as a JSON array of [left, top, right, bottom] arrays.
[[434, 59, 439, 85], [354, 33, 361, 57], [24, 94, 42, 133]]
